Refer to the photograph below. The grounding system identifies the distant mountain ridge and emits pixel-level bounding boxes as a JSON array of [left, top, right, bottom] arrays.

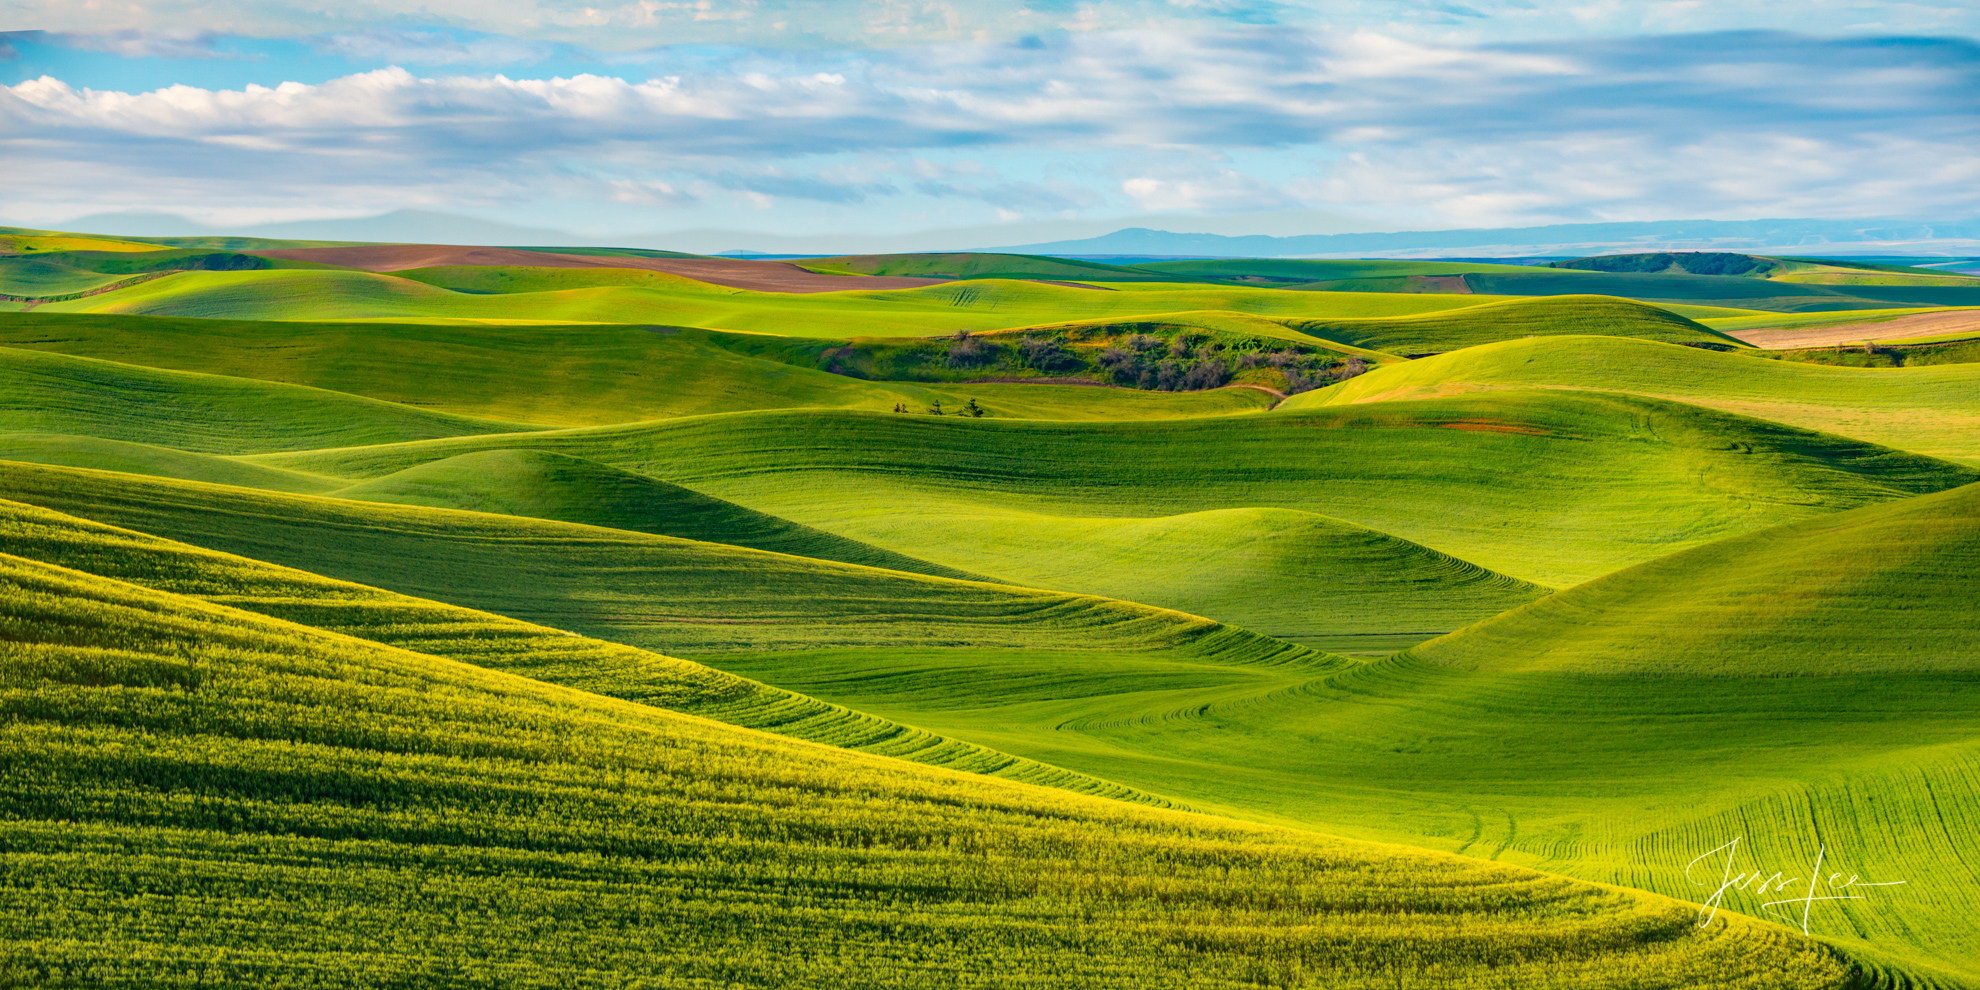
[[992, 219, 1980, 260]]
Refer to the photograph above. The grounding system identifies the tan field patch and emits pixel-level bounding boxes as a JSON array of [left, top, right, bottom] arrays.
[[1728, 309, 1980, 349]]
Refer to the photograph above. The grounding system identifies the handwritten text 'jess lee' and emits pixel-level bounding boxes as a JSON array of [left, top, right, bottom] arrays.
[[1687, 837, 1906, 934]]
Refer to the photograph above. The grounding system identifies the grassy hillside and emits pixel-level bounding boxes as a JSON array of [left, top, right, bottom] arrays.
[[1296, 335, 1980, 465], [1772, 257, 1980, 286], [315, 446, 1549, 653], [1465, 269, 1980, 312], [0, 512, 1865, 988], [699, 509, 1980, 983], [1549, 251, 1780, 276], [718, 505, 1551, 655], [1699, 305, 1967, 335], [718, 314, 1382, 395], [801, 252, 1168, 281], [0, 258, 147, 297], [0, 226, 167, 253], [0, 460, 1327, 663], [0, 433, 345, 494], [0, 496, 1151, 798], [248, 394, 1979, 589], [8, 228, 1977, 987], [38, 267, 1501, 335], [393, 264, 713, 293], [333, 449, 982, 580], [1761, 337, 1980, 369], [1136, 259, 1550, 283], [0, 346, 543, 454], [1286, 295, 1739, 355], [0, 316, 1274, 426], [1409, 480, 1980, 674]]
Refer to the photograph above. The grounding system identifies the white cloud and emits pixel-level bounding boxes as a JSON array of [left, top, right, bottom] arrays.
[[1121, 171, 1294, 212]]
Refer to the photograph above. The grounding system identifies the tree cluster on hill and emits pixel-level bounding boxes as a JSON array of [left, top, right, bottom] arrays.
[[1549, 252, 1776, 277], [830, 325, 1369, 394]]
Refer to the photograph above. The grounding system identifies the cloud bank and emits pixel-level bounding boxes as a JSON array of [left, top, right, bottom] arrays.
[[3, 27, 1976, 235]]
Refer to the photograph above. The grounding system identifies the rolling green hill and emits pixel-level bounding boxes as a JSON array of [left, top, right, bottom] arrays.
[[715, 505, 1552, 654], [0, 507, 1862, 988], [0, 496, 1145, 797], [800, 252, 1169, 281], [1409, 480, 1980, 674], [0, 433, 345, 494], [8, 225, 1979, 987], [696, 502, 1980, 983], [1286, 295, 1741, 355], [1135, 258, 1551, 283], [0, 226, 169, 254], [332, 449, 982, 580], [1697, 304, 1963, 335], [0, 316, 1275, 426], [334, 447, 1550, 653], [0, 345, 544, 454], [0, 460, 1328, 664], [35, 266, 1500, 335], [1295, 334, 1980, 465], [247, 394, 1976, 589], [0, 258, 146, 297], [393, 264, 713, 293], [1464, 269, 1980, 312]]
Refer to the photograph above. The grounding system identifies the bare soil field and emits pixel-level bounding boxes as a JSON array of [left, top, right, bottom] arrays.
[[1729, 309, 1980, 349], [249, 244, 950, 293]]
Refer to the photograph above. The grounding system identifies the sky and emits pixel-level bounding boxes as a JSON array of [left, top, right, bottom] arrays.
[[3, 1, 1978, 248]]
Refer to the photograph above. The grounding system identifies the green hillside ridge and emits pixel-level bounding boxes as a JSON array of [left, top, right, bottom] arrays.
[[0, 527, 1861, 989], [9, 229, 1979, 987], [800, 252, 1169, 281], [711, 505, 1552, 655], [1464, 269, 1980, 312], [0, 433, 345, 494], [506, 244, 703, 259], [1286, 295, 1740, 355], [1135, 258, 1552, 283], [1408, 480, 1980, 674], [702, 517, 1980, 981], [0, 258, 147, 297], [35, 266, 1502, 334], [1549, 252, 1781, 277], [0, 346, 544, 454], [246, 395, 1978, 589], [0, 316, 1274, 426], [1760, 337, 1980, 369], [723, 314, 1383, 394], [316, 446, 1550, 653], [0, 226, 172, 253], [1698, 305, 1967, 334], [393, 263, 715, 293], [332, 449, 983, 581], [0, 497, 1146, 800], [1294, 334, 1980, 465], [0, 460, 1330, 665]]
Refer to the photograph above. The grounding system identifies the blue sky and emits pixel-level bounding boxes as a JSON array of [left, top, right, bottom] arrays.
[[3, 1, 1977, 247]]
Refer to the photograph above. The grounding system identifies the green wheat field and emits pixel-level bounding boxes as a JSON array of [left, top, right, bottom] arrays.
[[5, 229, 1980, 988]]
